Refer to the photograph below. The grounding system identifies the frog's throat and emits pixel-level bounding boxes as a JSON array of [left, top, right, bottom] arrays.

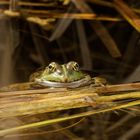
[[35, 75, 92, 88]]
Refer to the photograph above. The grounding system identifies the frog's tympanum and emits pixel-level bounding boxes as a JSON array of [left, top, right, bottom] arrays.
[[30, 61, 92, 88]]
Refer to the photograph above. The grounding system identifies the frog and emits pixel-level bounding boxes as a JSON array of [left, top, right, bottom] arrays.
[[0, 61, 107, 91], [30, 61, 107, 88], [30, 61, 92, 88]]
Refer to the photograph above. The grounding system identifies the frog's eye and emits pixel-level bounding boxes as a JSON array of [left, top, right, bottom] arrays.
[[67, 61, 79, 71], [48, 62, 58, 72]]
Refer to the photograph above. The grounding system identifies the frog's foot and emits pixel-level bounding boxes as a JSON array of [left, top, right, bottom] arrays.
[[90, 83, 105, 88], [96, 83, 106, 87], [90, 77, 107, 88]]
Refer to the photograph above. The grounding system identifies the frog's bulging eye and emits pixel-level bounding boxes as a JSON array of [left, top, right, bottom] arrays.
[[48, 62, 58, 72], [73, 63, 79, 71], [67, 61, 79, 71]]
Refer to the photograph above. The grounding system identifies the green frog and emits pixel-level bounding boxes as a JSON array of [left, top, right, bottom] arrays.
[[30, 61, 92, 88], [30, 61, 107, 88], [0, 61, 107, 91]]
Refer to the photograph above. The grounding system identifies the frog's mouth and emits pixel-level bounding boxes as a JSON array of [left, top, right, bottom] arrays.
[[35, 75, 91, 88]]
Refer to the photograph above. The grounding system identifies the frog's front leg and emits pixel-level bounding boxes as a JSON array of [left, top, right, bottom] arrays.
[[90, 77, 108, 87]]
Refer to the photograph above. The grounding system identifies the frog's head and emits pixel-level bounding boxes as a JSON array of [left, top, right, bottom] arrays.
[[37, 61, 88, 83]]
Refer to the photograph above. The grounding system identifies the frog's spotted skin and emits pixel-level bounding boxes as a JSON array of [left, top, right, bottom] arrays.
[[31, 61, 92, 88]]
